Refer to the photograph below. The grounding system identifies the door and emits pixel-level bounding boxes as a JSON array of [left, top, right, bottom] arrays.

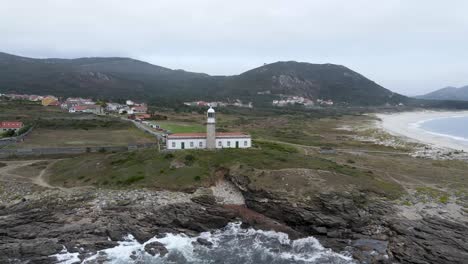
[[236, 141, 239, 148], [181, 142, 185, 149]]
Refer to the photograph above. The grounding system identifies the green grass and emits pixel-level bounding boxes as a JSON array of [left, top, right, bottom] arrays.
[[0, 100, 76, 121], [154, 121, 205, 133], [48, 149, 212, 190], [439, 195, 449, 204], [415, 187, 450, 204], [15, 126, 155, 148], [48, 140, 405, 199]]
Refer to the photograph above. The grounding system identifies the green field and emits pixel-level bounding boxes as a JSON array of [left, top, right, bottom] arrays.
[[0, 101, 156, 147], [153, 121, 205, 133], [16, 127, 155, 148], [0, 100, 74, 121]]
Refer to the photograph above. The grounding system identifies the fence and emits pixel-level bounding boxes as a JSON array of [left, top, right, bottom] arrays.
[[0, 126, 35, 147], [0, 142, 158, 158]]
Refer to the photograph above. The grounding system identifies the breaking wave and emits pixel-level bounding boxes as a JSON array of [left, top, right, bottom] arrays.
[[54, 222, 355, 264], [414, 115, 468, 143]]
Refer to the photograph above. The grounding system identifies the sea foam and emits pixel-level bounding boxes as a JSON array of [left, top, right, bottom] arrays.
[[54, 222, 355, 264]]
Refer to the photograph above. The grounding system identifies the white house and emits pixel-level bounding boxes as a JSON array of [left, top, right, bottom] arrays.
[[166, 107, 251, 150], [0, 121, 23, 132]]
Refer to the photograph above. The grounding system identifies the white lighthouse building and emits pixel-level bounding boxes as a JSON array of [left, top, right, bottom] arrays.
[[166, 107, 251, 150], [206, 107, 216, 149]]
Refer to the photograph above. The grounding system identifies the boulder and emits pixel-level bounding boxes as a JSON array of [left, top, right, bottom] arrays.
[[144, 241, 168, 257], [196, 238, 213, 247]]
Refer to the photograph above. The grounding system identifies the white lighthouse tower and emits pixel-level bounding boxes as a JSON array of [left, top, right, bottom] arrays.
[[206, 107, 216, 149]]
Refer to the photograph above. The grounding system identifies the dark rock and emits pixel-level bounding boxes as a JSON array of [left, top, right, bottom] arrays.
[[326, 230, 342, 238], [388, 216, 468, 264], [191, 194, 216, 205], [227, 171, 468, 264], [352, 239, 388, 254], [196, 238, 213, 247], [144, 241, 168, 257], [312, 226, 327, 234], [21, 239, 63, 257]]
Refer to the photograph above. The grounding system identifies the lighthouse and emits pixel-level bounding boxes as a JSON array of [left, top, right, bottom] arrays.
[[166, 107, 251, 150], [206, 106, 216, 149]]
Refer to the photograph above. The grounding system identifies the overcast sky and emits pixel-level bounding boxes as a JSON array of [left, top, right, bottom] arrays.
[[1, 0, 467, 95]]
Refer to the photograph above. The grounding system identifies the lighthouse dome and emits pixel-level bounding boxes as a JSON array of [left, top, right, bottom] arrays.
[[207, 107, 215, 113]]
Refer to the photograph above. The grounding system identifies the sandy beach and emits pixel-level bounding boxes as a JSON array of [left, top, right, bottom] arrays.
[[377, 111, 468, 152]]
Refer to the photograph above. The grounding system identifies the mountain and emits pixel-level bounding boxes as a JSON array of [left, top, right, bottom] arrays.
[[0, 52, 212, 102], [416, 86, 468, 101], [0, 52, 408, 106], [221, 62, 406, 105]]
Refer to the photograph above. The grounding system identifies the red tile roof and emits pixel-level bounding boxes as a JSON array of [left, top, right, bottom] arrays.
[[216, 132, 250, 137], [73, 105, 88, 111], [167, 132, 250, 139], [132, 106, 147, 111], [167, 133, 206, 139], [135, 114, 151, 119], [0, 121, 23, 129]]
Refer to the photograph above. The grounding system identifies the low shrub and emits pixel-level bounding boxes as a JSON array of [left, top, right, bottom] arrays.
[[184, 154, 196, 165], [164, 153, 174, 159], [121, 175, 145, 185]]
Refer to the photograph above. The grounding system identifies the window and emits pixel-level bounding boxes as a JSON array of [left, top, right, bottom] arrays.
[[172, 142, 176, 148], [218, 141, 222, 147], [227, 141, 231, 147], [199, 142, 203, 147], [244, 141, 248, 146], [190, 142, 194, 147]]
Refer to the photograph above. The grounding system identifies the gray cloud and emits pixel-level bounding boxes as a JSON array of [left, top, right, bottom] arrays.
[[1, 0, 467, 95]]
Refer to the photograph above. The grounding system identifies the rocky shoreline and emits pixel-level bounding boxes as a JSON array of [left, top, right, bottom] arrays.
[[0, 169, 467, 263], [226, 169, 468, 263]]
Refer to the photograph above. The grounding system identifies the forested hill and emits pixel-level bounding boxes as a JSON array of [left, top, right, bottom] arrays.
[[0, 51, 464, 108]]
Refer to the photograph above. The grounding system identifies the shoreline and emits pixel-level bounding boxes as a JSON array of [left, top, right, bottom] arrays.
[[376, 111, 468, 152]]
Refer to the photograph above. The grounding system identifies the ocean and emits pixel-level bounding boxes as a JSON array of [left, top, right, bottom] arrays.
[[53, 222, 355, 264], [418, 115, 468, 143]]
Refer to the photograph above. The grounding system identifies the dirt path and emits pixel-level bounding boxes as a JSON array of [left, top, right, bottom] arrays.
[[32, 160, 69, 190], [0, 159, 68, 191]]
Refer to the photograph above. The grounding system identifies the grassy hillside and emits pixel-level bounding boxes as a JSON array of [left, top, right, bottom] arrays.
[[47, 140, 401, 196], [45, 109, 468, 205]]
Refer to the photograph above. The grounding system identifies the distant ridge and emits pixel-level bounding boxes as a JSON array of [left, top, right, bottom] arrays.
[[0, 51, 455, 108], [416, 86, 468, 101]]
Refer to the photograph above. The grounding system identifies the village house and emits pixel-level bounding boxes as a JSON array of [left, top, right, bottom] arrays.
[[128, 104, 148, 114], [0, 121, 23, 132], [41, 96, 59, 106], [106, 103, 126, 112], [61, 97, 96, 110], [69, 105, 103, 115], [167, 107, 251, 150], [129, 113, 152, 121], [3, 94, 45, 101]]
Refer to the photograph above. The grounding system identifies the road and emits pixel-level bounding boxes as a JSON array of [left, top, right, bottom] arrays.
[[126, 119, 164, 151]]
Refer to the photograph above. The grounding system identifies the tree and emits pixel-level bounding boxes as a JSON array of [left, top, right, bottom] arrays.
[[1, 130, 15, 138]]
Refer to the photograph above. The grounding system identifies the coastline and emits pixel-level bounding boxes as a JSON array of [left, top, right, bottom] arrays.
[[376, 111, 468, 152]]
